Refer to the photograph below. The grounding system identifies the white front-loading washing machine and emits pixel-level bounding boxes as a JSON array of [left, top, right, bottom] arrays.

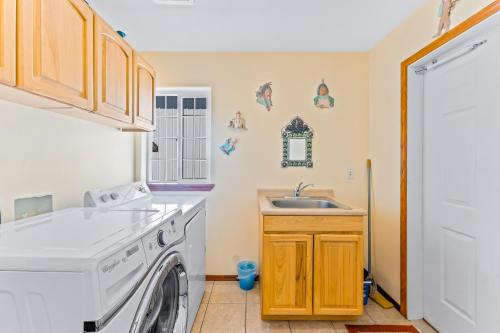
[[98, 242, 188, 333], [84, 182, 206, 333], [89, 215, 191, 333]]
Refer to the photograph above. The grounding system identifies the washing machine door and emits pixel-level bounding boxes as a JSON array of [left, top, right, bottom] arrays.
[[131, 252, 188, 333]]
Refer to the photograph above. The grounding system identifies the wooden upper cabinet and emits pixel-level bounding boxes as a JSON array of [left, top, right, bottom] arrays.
[[0, 0, 16, 86], [313, 234, 363, 316], [133, 54, 156, 131], [17, 0, 94, 109], [94, 15, 133, 124], [262, 234, 313, 316]]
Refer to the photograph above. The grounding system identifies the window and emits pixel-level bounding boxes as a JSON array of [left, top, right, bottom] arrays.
[[148, 88, 211, 185]]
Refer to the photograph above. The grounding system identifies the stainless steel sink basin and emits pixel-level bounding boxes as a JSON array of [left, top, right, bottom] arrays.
[[270, 197, 349, 209]]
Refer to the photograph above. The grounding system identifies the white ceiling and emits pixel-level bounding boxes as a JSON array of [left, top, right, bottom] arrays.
[[88, 0, 426, 52]]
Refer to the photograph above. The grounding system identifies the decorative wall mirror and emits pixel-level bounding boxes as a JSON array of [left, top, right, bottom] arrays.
[[281, 117, 313, 168]]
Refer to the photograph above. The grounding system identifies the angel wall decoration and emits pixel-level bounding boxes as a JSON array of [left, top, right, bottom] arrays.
[[256, 82, 273, 111], [228, 111, 247, 130], [219, 138, 238, 156], [434, 0, 460, 38]]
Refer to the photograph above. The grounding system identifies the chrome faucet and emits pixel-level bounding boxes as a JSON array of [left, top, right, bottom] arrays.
[[293, 182, 314, 197]]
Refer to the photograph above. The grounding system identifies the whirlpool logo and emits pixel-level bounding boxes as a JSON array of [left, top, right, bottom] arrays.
[[102, 259, 120, 274]]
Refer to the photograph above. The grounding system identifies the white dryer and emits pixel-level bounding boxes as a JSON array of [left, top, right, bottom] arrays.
[[149, 193, 206, 332], [0, 205, 188, 333]]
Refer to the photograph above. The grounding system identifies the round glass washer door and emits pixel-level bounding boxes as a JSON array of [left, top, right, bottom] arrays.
[[132, 252, 188, 333]]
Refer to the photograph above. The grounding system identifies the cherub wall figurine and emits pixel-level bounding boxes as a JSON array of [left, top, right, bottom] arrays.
[[434, 0, 460, 38], [314, 79, 335, 110], [219, 138, 237, 155], [228, 111, 247, 130], [256, 82, 273, 111]]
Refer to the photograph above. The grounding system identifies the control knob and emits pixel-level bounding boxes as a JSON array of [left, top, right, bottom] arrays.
[[100, 194, 110, 203], [110, 192, 119, 200]]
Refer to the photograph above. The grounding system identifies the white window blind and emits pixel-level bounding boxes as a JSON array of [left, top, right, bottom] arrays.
[[149, 88, 211, 183]]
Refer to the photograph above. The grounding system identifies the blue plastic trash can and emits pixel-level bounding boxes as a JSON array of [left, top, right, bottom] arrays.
[[237, 261, 257, 291]]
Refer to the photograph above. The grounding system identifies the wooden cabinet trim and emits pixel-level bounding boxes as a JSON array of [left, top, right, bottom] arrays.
[[263, 215, 363, 233]]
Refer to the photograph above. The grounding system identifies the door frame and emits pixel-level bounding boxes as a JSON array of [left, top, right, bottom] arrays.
[[400, 1, 500, 318]]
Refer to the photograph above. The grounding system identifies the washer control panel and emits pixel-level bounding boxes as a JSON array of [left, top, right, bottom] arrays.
[[142, 213, 183, 267], [98, 240, 148, 311]]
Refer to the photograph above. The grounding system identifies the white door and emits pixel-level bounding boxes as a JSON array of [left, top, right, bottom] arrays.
[[423, 27, 500, 333]]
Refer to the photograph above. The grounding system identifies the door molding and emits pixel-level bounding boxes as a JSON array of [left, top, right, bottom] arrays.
[[400, 1, 500, 318]]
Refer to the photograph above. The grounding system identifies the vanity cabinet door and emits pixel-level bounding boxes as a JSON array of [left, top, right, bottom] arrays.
[[94, 15, 133, 123], [313, 234, 363, 315], [0, 0, 15, 86], [262, 234, 313, 316], [133, 53, 156, 131], [17, 0, 94, 109]]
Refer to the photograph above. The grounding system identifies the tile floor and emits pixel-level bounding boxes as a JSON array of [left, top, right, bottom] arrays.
[[191, 281, 438, 333]]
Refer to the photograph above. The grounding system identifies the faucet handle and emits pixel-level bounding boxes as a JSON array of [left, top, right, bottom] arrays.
[[302, 183, 314, 190], [293, 182, 314, 197]]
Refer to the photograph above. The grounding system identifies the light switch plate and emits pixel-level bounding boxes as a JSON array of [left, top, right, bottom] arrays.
[[346, 168, 354, 180]]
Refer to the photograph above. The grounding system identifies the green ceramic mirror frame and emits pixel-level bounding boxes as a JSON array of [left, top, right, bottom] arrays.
[[281, 117, 313, 168]]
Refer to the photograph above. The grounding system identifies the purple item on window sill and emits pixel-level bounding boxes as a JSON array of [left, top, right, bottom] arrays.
[[147, 183, 215, 192]]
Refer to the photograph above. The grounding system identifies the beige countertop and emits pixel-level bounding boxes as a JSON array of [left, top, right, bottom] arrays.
[[258, 189, 367, 216]]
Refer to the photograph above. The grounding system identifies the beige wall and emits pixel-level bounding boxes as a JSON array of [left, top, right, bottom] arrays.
[[368, 0, 494, 302], [142, 52, 370, 275], [0, 0, 490, 301], [0, 99, 135, 222]]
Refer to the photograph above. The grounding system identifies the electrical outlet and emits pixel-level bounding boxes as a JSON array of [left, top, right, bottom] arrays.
[[346, 168, 354, 180]]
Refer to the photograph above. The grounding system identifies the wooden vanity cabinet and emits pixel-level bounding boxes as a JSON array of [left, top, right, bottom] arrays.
[[132, 54, 156, 131], [0, 0, 16, 86], [260, 215, 364, 319], [94, 15, 133, 124], [17, 0, 94, 109]]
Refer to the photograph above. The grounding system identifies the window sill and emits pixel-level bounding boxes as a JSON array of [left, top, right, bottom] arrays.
[[147, 183, 215, 192]]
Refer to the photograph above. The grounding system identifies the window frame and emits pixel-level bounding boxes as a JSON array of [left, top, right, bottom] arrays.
[[147, 87, 212, 186]]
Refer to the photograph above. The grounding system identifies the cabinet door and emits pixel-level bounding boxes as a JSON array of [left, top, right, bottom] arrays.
[[133, 53, 156, 131], [17, 0, 94, 109], [94, 16, 133, 123], [0, 0, 15, 86], [313, 234, 363, 315], [262, 234, 313, 316]]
